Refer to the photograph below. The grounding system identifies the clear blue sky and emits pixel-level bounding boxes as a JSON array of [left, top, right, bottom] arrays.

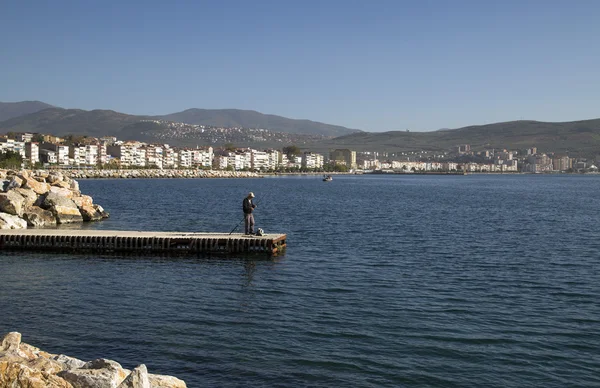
[[1, 0, 599, 131]]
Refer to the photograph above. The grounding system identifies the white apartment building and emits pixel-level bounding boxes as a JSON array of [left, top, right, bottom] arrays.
[[145, 145, 164, 169], [213, 155, 228, 170], [69, 145, 87, 166], [0, 138, 26, 158], [251, 150, 271, 170], [301, 152, 324, 169], [191, 147, 213, 168], [178, 149, 193, 168], [163, 146, 178, 168], [25, 142, 39, 164], [227, 150, 252, 170]]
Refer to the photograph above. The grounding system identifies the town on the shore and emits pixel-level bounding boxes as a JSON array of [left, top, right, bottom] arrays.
[[0, 132, 597, 173]]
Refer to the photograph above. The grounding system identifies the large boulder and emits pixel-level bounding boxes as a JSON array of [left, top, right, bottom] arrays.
[[0, 360, 73, 388], [23, 206, 58, 227], [2, 177, 22, 192], [42, 192, 83, 224], [50, 186, 74, 199], [72, 195, 93, 208], [118, 364, 150, 388], [53, 354, 86, 370], [21, 176, 51, 195], [58, 358, 129, 388], [1, 332, 21, 352], [0, 190, 26, 216], [47, 172, 64, 184], [79, 205, 103, 222], [14, 187, 39, 208], [0, 212, 27, 229], [148, 374, 187, 388]]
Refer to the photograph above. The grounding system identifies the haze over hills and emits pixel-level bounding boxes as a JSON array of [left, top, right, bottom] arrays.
[[0, 101, 54, 122], [2, 101, 600, 157], [308, 119, 600, 157]]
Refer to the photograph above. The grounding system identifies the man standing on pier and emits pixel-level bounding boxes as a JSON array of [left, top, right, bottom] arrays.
[[242, 192, 257, 235]]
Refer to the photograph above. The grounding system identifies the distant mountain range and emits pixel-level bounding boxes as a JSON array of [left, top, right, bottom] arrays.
[[0, 102, 361, 140], [1, 101, 600, 156], [0, 101, 54, 122], [309, 119, 600, 157]]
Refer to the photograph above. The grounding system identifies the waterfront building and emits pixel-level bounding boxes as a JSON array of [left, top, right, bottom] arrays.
[[329, 149, 357, 169], [251, 150, 271, 171], [553, 156, 571, 171], [163, 145, 178, 168], [191, 147, 213, 168], [144, 145, 164, 169], [178, 149, 193, 168], [301, 152, 324, 169]]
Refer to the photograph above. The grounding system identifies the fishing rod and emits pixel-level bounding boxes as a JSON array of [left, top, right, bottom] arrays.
[[228, 193, 265, 235]]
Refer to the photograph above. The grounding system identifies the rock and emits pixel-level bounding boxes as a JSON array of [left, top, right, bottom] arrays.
[[148, 374, 187, 388], [3, 177, 22, 192], [53, 354, 86, 370], [118, 364, 150, 388], [47, 172, 64, 184], [72, 195, 93, 208], [50, 186, 74, 198], [14, 187, 39, 208], [59, 358, 129, 388], [52, 206, 84, 224], [22, 176, 51, 195], [0, 190, 26, 216], [52, 180, 72, 189], [0, 212, 27, 229], [1, 332, 21, 352], [23, 206, 58, 227], [0, 360, 73, 388], [94, 204, 110, 219], [79, 205, 103, 222], [27, 357, 65, 374]]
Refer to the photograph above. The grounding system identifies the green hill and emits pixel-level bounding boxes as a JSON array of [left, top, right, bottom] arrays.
[[157, 108, 360, 137], [309, 119, 600, 157], [0, 101, 54, 122]]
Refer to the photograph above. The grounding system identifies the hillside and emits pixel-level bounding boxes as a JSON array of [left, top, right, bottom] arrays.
[[0, 108, 144, 138], [309, 119, 600, 157], [0, 108, 331, 148], [0, 101, 54, 121], [157, 108, 360, 137]]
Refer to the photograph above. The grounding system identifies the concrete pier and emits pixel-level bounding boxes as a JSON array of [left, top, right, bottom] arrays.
[[0, 230, 286, 257]]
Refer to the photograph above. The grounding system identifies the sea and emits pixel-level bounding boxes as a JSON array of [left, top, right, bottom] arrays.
[[1, 174, 599, 387]]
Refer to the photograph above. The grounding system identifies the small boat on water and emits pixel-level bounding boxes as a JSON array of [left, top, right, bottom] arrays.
[[323, 175, 333, 182]]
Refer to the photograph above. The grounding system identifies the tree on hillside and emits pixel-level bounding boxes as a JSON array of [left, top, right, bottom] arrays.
[[224, 143, 236, 152], [283, 145, 301, 159]]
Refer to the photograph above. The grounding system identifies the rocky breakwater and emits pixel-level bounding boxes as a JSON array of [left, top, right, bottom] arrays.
[[62, 169, 260, 179], [0, 169, 108, 229], [0, 332, 186, 387]]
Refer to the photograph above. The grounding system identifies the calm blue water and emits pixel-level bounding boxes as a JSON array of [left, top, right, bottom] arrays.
[[1, 175, 599, 387]]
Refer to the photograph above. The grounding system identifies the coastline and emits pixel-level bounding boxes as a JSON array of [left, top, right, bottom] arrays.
[[59, 169, 261, 179], [0, 332, 186, 387]]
